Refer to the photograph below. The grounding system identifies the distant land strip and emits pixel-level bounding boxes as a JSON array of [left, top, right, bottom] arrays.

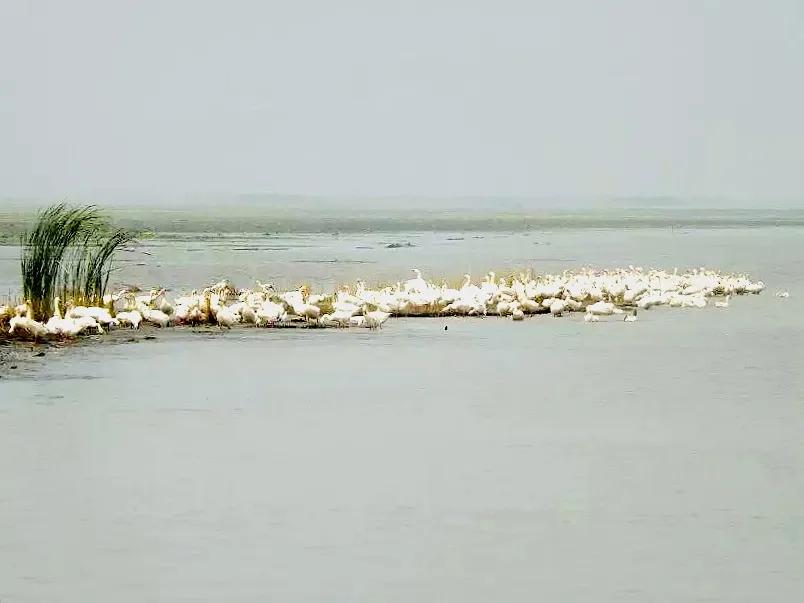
[[1, 207, 804, 243]]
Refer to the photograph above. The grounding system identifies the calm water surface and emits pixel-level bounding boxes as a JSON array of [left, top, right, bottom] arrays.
[[1, 226, 802, 602]]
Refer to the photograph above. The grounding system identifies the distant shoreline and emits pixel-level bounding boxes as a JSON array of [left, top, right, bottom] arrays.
[[2, 206, 804, 243]]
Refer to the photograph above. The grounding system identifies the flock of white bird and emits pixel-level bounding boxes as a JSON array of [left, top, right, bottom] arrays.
[[0, 266, 784, 341]]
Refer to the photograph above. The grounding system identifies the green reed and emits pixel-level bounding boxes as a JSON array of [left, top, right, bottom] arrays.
[[20, 204, 134, 320]]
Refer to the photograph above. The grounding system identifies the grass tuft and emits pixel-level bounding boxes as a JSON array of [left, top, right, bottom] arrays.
[[20, 203, 134, 320]]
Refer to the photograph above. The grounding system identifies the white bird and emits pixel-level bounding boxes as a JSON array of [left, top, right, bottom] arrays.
[[142, 308, 171, 328], [349, 315, 366, 327], [135, 290, 159, 306], [214, 304, 238, 329], [255, 301, 286, 326], [72, 315, 104, 334], [549, 299, 566, 316], [10, 267, 766, 336], [519, 299, 542, 314], [155, 291, 174, 315], [10, 315, 49, 339], [330, 309, 354, 327], [403, 268, 428, 293], [293, 302, 321, 323], [116, 310, 143, 329], [495, 300, 511, 316], [586, 301, 615, 316], [364, 310, 391, 329], [624, 309, 638, 322], [45, 297, 82, 337], [8, 302, 49, 339], [775, 291, 789, 298], [333, 300, 361, 316], [66, 304, 117, 326], [229, 301, 256, 325], [318, 313, 336, 327]]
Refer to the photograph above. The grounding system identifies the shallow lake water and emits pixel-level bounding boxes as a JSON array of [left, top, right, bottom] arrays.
[[1, 225, 803, 602]]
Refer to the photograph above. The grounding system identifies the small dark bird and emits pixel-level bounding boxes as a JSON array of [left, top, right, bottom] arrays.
[[444, 325, 448, 331]]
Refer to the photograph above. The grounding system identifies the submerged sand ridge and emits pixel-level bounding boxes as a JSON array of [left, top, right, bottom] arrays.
[[1, 266, 769, 341]]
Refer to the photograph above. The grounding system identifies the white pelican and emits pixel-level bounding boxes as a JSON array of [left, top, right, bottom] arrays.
[[549, 299, 566, 316], [72, 315, 104, 334], [365, 310, 391, 329], [330, 309, 354, 327], [255, 301, 286, 326], [214, 304, 238, 329], [8, 302, 49, 339], [349, 315, 366, 327], [116, 310, 143, 329], [45, 297, 82, 337], [142, 308, 171, 328], [66, 304, 117, 326], [403, 269, 428, 293], [586, 301, 615, 316], [293, 302, 321, 323]]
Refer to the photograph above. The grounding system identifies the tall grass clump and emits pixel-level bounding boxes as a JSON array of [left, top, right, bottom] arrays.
[[20, 203, 134, 320]]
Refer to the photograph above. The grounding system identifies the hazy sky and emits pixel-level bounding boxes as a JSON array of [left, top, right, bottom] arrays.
[[1, 0, 803, 203]]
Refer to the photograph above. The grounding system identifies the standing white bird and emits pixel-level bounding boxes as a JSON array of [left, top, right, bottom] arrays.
[[364, 310, 390, 329], [214, 304, 238, 329], [549, 299, 566, 317], [155, 290, 174, 315], [349, 315, 366, 327], [330, 309, 355, 327], [584, 312, 599, 323], [142, 308, 171, 328], [403, 269, 428, 293], [293, 302, 321, 323], [624, 309, 638, 322]]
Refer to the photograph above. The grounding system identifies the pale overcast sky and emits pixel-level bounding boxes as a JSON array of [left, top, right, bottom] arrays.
[[1, 0, 803, 203]]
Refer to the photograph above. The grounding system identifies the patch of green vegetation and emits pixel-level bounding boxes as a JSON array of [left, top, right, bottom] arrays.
[[20, 204, 134, 321]]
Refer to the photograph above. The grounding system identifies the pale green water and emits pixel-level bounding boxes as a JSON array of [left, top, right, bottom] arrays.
[[1, 225, 802, 602]]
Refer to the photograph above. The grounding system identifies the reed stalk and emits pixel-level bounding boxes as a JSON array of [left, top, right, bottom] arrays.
[[20, 203, 134, 320]]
